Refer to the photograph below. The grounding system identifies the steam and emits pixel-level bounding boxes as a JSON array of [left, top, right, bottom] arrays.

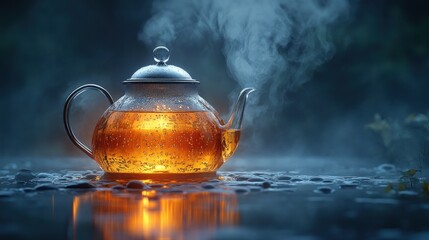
[[140, 0, 349, 117]]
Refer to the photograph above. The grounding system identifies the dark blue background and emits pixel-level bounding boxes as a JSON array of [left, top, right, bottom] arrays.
[[1, 0, 428, 164]]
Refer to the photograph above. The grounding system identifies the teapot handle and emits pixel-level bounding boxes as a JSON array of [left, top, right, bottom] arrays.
[[63, 84, 114, 159]]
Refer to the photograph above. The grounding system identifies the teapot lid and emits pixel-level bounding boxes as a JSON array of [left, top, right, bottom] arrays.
[[124, 46, 198, 83]]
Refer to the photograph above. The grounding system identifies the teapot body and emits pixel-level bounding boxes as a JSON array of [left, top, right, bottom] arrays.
[[91, 83, 240, 174], [63, 46, 252, 176]]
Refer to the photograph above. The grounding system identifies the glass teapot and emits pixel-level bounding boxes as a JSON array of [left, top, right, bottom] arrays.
[[64, 46, 254, 176]]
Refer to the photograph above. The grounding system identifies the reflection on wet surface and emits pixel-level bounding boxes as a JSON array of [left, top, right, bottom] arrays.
[[1, 159, 429, 239], [71, 191, 238, 240]]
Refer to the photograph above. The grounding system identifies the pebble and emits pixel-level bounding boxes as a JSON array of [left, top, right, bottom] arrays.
[[234, 188, 250, 194], [36, 173, 54, 178], [68, 172, 83, 176], [248, 177, 265, 182], [65, 182, 96, 189], [254, 173, 271, 178], [353, 177, 371, 181], [83, 170, 94, 175], [84, 174, 98, 180], [340, 184, 359, 189], [202, 184, 215, 189], [31, 178, 52, 183], [398, 190, 419, 199], [315, 187, 334, 194], [207, 179, 220, 182], [253, 172, 266, 176], [126, 180, 149, 189], [100, 182, 118, 188], [112, 185, 126, 190], [0, 190, 14, 197], [310, 177, 324, 182], [35, 184, 57, 191], [236, 176, 249, 181], [15, 169, 36, 182], [22, 187, 35, 192], [261, 182, 271, 188]]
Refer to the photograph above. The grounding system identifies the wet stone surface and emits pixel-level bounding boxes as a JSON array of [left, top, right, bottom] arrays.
[[0, 167, 429, 239], [14, 169, 36, 182], [125, 180, 149, 189], [310, 177, 324, 182]]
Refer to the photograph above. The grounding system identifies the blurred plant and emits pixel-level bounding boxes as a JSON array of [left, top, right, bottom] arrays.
[[366, 114, 392, 146], [372, 111, 429, 194], [385, 169, 428, 195], [422, 181, 429, 194], [366, 112, 429, 166], [399, 168, 420, 189]]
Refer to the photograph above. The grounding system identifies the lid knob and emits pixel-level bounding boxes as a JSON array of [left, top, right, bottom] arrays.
[[153, 46, 170, 64]]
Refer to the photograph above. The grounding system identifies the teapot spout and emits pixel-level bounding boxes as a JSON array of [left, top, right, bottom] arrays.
[[226, 88, 255, 129]]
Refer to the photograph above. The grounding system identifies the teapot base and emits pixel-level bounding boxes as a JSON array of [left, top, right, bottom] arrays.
[[102, 171, 218, 183]]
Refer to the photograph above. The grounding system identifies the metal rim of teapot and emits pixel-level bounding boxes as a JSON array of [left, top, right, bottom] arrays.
[[122, 78, 199, 84]]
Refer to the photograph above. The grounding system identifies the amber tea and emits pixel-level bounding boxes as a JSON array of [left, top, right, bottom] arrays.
[[92, 110, 240, 174]]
